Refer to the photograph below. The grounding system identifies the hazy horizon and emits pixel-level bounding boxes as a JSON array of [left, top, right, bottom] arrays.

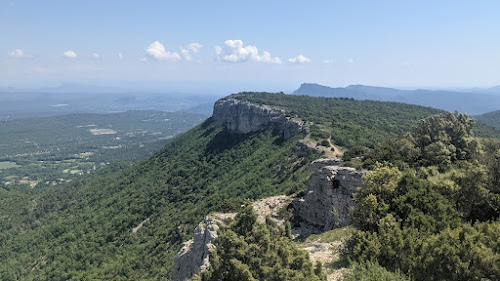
[[2, 1, 500, 90]]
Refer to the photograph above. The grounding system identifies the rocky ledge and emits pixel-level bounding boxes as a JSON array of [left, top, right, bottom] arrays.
[[212, 97, 308, 139]]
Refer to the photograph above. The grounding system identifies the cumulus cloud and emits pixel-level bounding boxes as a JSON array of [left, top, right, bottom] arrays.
[[215, 40, 281, 64], [62, 50, 77, 58], [288, 55, 311, 64], [146, 41, 181, 61], [92, 53, 100, 59], [181, 42, 202, 61], [8, 49, 25, 58], [348, 58, 355, 64], [322, 59, 334, 64], [118, 52, 123, 60]]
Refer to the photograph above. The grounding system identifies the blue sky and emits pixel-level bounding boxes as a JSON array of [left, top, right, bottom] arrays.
[[2, 0, 500, 91]]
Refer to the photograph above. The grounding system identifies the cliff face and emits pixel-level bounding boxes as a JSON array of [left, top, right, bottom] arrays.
[[212, 98, 308, 139], [293, 158, 363, 231], [171, 213, 236, 281]]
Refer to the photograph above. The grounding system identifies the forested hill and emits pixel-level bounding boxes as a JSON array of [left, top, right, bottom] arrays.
[[476, 110, 500, 130], [231, 92, 443, 148], [0, 92, 494, 280]]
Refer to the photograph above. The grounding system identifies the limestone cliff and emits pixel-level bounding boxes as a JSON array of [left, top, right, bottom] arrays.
[[171, 213, 235, 281], [212, 97, 308, 139], [293, 158, 364, 231]]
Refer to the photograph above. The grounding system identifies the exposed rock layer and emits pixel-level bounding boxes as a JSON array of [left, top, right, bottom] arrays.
[[171, 213, 235, 281], [293, 158, 363, 231], [213, 98, 308, 139]]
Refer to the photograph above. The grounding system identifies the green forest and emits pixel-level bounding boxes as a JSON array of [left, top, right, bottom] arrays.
[[476, 109, 500, 130], [342, 113, 500, 280], [1, 92, 499, 280]]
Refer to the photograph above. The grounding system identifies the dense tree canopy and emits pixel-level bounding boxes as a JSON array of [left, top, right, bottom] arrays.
[[199, 206, 325, 281], [346, 113, 500, 280]]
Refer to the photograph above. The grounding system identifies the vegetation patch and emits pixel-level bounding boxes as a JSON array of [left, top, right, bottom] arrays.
[[0, 161, 20, 170]]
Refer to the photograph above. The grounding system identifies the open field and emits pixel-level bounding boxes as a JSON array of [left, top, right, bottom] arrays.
[[0, 161, 20, 170]]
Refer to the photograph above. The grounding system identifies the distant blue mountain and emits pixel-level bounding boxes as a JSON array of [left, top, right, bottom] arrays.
[[292, 83, 500, 115]]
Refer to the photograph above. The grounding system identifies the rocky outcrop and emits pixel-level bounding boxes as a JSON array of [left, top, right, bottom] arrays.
[[171, 213, 236, 281], [171, 156, 364, 280], [213, 98, 308, 139], [293, 158, 363, 232], [171, 196, 293, 281]]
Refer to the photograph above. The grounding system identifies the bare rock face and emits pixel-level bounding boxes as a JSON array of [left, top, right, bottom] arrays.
[[171, 213, 236, 281], [213, 98, 308, 139], [293, 159, 363, 231], [171, 196, 293, 281]]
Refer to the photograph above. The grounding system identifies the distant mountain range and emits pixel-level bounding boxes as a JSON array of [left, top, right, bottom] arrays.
[[292, 83, 500, 115]]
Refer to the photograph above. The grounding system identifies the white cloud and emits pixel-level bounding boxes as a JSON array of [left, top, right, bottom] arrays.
[[146, 41, 181, 61], [348, 58, 355, 64], [288, 54, 311, 64], [92, 53, 100, 59], [8, 49, 24, 58], [215, 40, 281, 64], [181, 42, 202, 61], [118, 52, 123, 60], [62, 50, 77, 58], [258, 51, 282, 64], [322, 59, 334, 64]]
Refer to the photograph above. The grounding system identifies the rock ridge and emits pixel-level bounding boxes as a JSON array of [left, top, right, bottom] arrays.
[[212, 97, 308, 139]]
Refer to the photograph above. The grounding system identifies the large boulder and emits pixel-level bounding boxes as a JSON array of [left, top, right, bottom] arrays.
[[293, 159, 363, 231]]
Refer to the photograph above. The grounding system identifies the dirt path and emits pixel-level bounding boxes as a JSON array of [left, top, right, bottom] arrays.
[[327, 137, 344, 158], [298, 134, 343, 159], [132, 217, 150, 233]]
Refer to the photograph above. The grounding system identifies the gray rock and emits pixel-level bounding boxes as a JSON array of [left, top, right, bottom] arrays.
[[213, 98, 308, 139], [293, 160, 363, 231], [171, 213, 235, 281]]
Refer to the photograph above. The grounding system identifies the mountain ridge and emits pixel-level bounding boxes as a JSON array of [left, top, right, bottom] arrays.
[[293, 83, 500, 115]]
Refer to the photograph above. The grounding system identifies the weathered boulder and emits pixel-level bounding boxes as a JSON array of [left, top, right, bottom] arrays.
[[293, 159, 363, 231], [171, 213, 235, 281], [212, 98, 308, 139]]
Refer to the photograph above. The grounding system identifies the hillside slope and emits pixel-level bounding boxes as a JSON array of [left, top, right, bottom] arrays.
[[0, 92, 463, 280], [476, 110, 500, 130]]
